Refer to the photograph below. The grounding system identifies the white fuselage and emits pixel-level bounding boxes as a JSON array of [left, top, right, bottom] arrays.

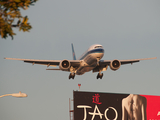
[[76, 44, 104, 75]]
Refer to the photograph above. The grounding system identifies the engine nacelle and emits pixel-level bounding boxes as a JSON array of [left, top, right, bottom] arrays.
[[110, 60, 121, 71], [59, 60, 71, 71]]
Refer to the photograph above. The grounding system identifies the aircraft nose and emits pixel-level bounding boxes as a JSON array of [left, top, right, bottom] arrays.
[[102, 49, 104, 53], [101, 49, 104, 57], [97, 49, 104, 59]]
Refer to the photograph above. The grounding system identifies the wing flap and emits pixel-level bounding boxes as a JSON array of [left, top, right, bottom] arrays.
[[24, 61, 59, 66], [69, 60, 81, 67], [99, 60, 111, 65], [46, 68, 61, 70]]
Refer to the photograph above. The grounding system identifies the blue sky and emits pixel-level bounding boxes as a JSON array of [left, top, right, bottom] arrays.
[[0, 0, 160, 120]]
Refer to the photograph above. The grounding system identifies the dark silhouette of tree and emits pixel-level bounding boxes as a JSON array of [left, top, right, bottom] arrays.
[[0, 0, 38, 39]]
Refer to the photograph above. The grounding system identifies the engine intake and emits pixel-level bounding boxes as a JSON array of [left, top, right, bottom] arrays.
[[110, 60, 121, 71], [59, 60, 70, 71]]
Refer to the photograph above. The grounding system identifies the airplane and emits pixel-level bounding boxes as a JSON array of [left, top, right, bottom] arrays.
[[5, 44, 156, 79]]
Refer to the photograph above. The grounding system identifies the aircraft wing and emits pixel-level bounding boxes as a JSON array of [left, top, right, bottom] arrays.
[[93, 57, 157, 73], [4, 58, 81, 67], [99, 57, 157, 65]]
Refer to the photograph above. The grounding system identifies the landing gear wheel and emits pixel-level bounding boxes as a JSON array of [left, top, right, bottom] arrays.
[[72, 74, 75, 79], [100, 73, 103, 79], [97, 74, 99, 79], [69, 73, 75, 79], [96, 73, 103, 79], [69, 74, 71, 79]]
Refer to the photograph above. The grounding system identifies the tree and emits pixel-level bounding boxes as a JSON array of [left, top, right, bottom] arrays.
[[0, 0, 38, 40]]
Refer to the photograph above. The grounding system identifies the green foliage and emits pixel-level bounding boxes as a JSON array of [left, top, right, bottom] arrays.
[[0, 0, 38, 39]]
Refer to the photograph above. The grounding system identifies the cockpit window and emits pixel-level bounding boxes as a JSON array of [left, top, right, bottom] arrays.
[[95, 46, 102, 48]]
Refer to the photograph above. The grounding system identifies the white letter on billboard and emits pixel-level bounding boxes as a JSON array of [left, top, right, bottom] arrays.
[[104, 107, 118, 120], [89, 105, 103, 120], [77, 105, 92, 120]]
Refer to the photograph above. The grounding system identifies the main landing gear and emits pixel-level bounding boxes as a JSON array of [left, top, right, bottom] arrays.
[[97, 73, 103, 79], [69, 73, 75, 79]]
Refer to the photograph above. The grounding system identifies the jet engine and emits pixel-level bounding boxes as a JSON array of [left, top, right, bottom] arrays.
[[59, 60, 71, 71], [110, 60, 121, 71]]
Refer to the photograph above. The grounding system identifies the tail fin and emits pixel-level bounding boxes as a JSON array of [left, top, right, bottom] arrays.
[[71, 43, 76, 60]]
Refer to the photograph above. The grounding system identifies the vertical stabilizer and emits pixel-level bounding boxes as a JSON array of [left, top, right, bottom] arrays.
[[71, 43, 76, 60]]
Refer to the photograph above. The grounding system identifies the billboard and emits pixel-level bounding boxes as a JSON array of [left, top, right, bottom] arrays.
[[74, 91, 160, 120]]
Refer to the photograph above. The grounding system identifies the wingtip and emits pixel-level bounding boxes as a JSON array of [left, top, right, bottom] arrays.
[[151, 57, 157, 59], [142, 57, 157, 60]]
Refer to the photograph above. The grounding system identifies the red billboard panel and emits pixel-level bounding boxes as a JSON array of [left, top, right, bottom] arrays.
[[74, 91, 160, 120]]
